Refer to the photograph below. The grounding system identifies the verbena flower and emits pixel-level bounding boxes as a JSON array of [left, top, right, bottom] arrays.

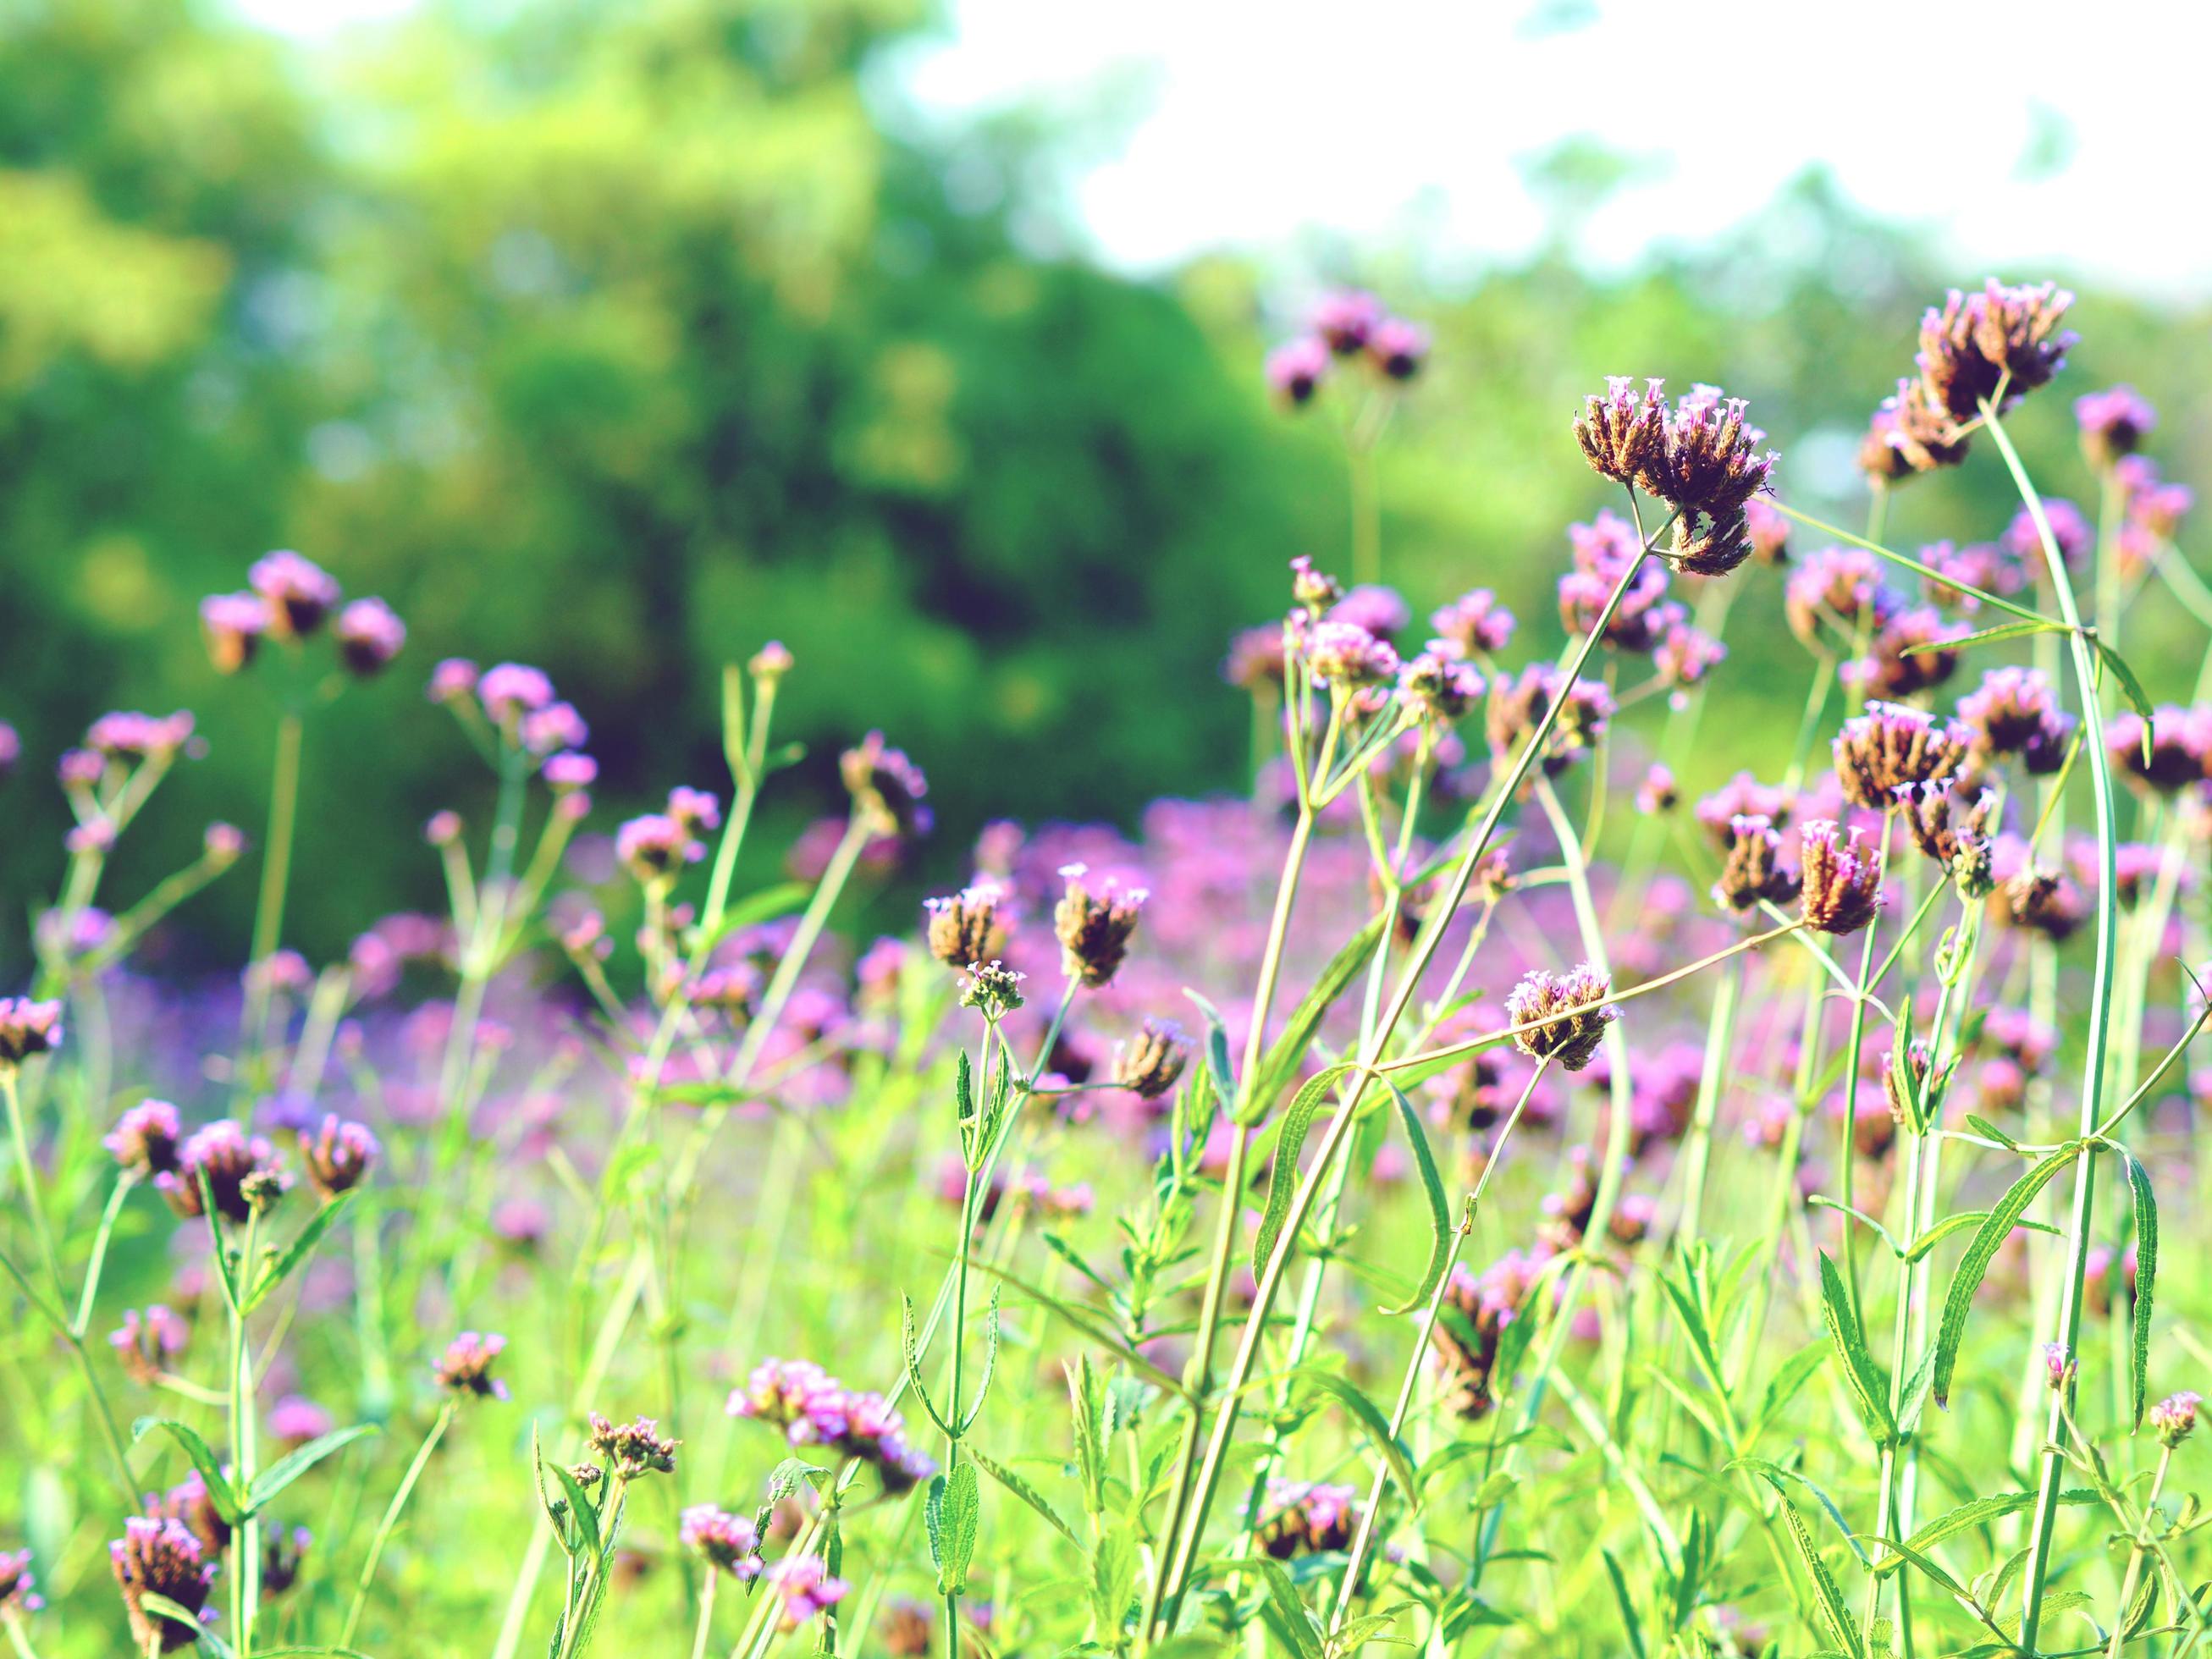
[[1397, 649, 1482, 723], [766, 1554, 849, 1628], [1303, 620, 1400, 687], [1785, 546, 1900, 648], [1636, 764, 1678, 814], [477, 663, 555, 723], [299, 1115, 379, 1199], [840, 731, 932, 839], [434, 1331, 510, 1401], [1958, 667, 2075, 775], [1850, 608, 1965, 700], [957, 960, 1026, 1020], [1430, 588, 1515, 656], [2004, 499, 2092, 567], [1506, 965, 1615, 1072], [2105, 706, 2209, 793], [1256, 1478, 1361, 1558], [200, 592, 267, 674], [334, 598, 406, 675], [1328, 583, 1411, 642], [249, 550, 342, 639], [1311, 289, 1383, 355], [2040, 1342, 2078, 1392], [1054, 865, 1145, 988], [679, 1506, 763, 1579], [111, 1517, 217, 1653], [1744, 495, 1790, 565], [1111, 1017, 1189, 1101], [924, 885, 1009, 971], [585, 1414, 678, 1478], [106, 1100, 183, 1177], [1367, 317, 1429, 380], [1799, 820, 1884, 935], [1990, 852, 2088, 943], [260, 1525, 310, 1599], [1833, 703, 1970, 808], [1572, 378, 1778, 576], [110, 1305, 188, 1385], [1713, 815, 1800, 915], [1895, 782, 1996, 896], [0, 1547, 40, 1616], [269, 1396, 333, 1447], [1266, 338, 1329, 405], [615, 814, 702, 885], [2151, 1389, 2201, 1448], [159, 1121, 288, 1222], [1431, 1251, 1546, 1417], [1917, 279, 2077, 425], [728, 1359, 935, 1491]]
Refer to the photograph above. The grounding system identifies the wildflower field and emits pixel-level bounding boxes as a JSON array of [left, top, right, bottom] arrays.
[[7, 272, 2212, 1659]]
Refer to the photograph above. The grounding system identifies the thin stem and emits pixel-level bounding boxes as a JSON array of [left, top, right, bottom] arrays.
[[339, 1401, 456, 1648], [239, 711, 304, 1095], [690, 1568, 720, 1659], [2104, 1443, 2174, 1658], [1983, 403, 2122, 1654]]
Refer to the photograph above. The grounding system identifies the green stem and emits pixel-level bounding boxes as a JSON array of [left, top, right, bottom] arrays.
[[232, 1214, 262, 1659], [690, 1568, 720, 1659], [2104, 1442, 2173, 1658], [339, 1402, 455, 1648], [1983, 403, 2121, 1655], [239, 712, 304, 1096]]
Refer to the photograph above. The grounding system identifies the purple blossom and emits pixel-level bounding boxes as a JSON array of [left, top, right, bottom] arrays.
[[0, 998, 63, 1065], [334, 598, 406, 675], [434, 1331, 510, 1401], [110, 1517, 216, 1652], [478, 663, 556, 724], [201, 592, 268, 674], [680, 1506, 763, 1579], [106, 1100, 183, 1177], [767, 1555, 850, 1627], [249, 550, 343, 638], [1266, 337, 1330, 405]]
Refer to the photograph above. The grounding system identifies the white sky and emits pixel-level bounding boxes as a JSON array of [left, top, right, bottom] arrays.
[[239, 0, 2212, 298]]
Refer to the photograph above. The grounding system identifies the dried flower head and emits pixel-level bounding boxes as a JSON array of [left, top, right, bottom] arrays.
[[1992, 858, 2088, 944], [1257, 1478, 1362, 1558], [434, 1331, 510, 1401], [1054, 865, 1146, 988], [1851, 608, 1966, 700], [1799, 820, 1885, 936], [1506, 964, 1616, 1072], [1833, 703, 1970, 807], [1112, 1017, 1189, 1101], [299, 1115, 379, 1199], [110, 1304, 189, 1385], [260, 1525, 310, 1599], [111, 1517, 217, 1652], [924, 884, 1009, 970], [1916, 279, 2077, 426], [1397, 648, 1482, 722], [1713, 815, 1801, 915], [1368, 317, 1429, 380], [2106, 706, 2209, 793], [1895, 782, 1996, 896]]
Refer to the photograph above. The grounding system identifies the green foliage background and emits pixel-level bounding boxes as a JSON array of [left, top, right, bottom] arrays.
[[7, 0, 2212, 963]]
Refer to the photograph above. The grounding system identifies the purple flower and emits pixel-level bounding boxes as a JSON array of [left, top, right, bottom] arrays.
[[334, 598, 406, 675], [299, 1115, 379, 1199], [1265, 337, 1330, 406], [270, 1396, 334, 1447], [1054, 864, 1147, 988], [1303, 620, 1400, 687], [2076, 384, 2156, 468], [1398, 649, 1482, 722], [2003, 499, 2091, 567], [1367, 317, 1429, 379], [1311, 289, 1384, 355], [2104, 705, 2210, 793], [478, 663, 556, 724], [840, 731, 931, 839], [106, 1100, 183, 1177], [767, 1555, 850, 1628], [520, 702, 587, 755], [1431, 588, 1515, 656], [616, 813, 703, 884], [434, 1331, 510, 1401], [110, 1305, 188, 1385], [1915, 279, 2077, 425], [1257, 1478, 1362, 1557], [666, 786, 722, 834], [0, 998, 63, 1066], [1833, 702, 1969, 808], [1327, 584, 1411, 642], [111, 1518, 216, 1652], [543, 752, 597, 791], [201, 592, 268, 674], [0, 1547, 41, 1616], [86, 710, 196, 763], [2151, 1389, 2201, 1447], [1506, 965, 1615, 1072], [428, 658, 480, 703], [680, 1506, 763, 1579], [585, 1413, 679, 1478], [158, 1121, 288, 1222], [1957, 667, 2074, 774], [249, 551, 343, 639], [1799, 819, 1884, 936]]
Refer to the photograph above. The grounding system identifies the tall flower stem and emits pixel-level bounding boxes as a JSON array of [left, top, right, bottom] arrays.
[[1983, 403, 2121, 1654], [1151, 528, 1672, 1629], [689, 1568, 720, 1659], [229, 1214, 262, 1658], [1327, 1062, 1551, 1634], [2104, 1442, 2174, 1659], [1834, 813, 1895, 1326], [236, 710, 303, 1099], [339, 1401, 455, 1649]]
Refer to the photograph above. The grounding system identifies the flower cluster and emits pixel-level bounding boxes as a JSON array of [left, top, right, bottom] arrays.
[[1266, 289, 1429, 406], [1572, 378, 1778, 575], [728, 1359, 937, 1491], [202, 552, 405, 678]]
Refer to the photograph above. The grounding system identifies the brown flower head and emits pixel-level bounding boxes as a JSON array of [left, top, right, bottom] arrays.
[[1505, 964, 1616, 1072], [1799, 820, 1885, 936]]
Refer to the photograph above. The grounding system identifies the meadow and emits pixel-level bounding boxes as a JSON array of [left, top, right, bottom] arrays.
[[3, 277, 2210, 1659]]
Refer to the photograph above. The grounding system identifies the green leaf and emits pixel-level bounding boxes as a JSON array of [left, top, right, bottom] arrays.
[[1879, 1490, 2098, 1575], [1900, 618, 2067, 656], [925, 1462, 979, 1596], [1241, 914, 1387, 1126], [1067, 1357, 1106, 1518], [132, 1418, 243, 1523], [140, 1590, 221, 1647], [1379, 1082, 1452, 1315], [543, 1459, 602, 1556], [2122, 1149, 2160, 1430], [1754, 1341, 1831, 1441], [968, 1447, 1078, 1546], [2094, 641, 2159, 764], [1933, 1142, 2080, 1407], [1183, 989, 1237, 1099], [1762, 1480, 1865, 1659], [1289, 1366, 1417, 1503], [1249, 1064, 1354, 1276], [1903, 1210, 1999, 1262], [1088, 1524, 1139, 1640], [753, 1458, 829, 1540], [1817, 1252, 1895, 1447], [700, 881, 812, 950], [1601, 1549, 1648, 1659], [1857, 1535, 1969, 1599], [245, 1424, 379, 1513], [898, 1292, 952, 1437], [1253, 1557, 1325, 1659]]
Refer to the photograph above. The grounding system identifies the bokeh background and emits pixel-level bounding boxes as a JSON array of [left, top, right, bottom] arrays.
[[7, 0, 2212, 967]]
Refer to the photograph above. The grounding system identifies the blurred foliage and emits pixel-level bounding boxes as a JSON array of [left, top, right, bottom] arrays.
[[5, 0, 2212, 967]]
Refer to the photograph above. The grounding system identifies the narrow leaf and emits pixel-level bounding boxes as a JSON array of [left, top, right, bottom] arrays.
[[1242, 916, 1387, 1125], [1379, 1081, 1452, 1315], [1933, 1142, 2080, 1407], [968, 1448, 1078, 1546], [1249, 1064, 1354, 1275], [2122, 1149, 2160, 1430], [1290, 1366, 1417, 1502], [245, 1424, 379, 1513], [2094, 641, 2159, 764], [1817, 1252, 1895, 1446], [543, 1460, 602, 1556], [133, 1419, 243, 1523], [1763, 1481, 1865, 1659]]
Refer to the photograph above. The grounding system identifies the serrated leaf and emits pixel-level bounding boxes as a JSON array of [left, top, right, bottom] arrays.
[[1250, 1064, 1354, 1275], [1242, 914, 1387, 1126], [246, 1424, 379, 1513], [1878, 1490, 2098, 1576], [1088, 1525, 1139, 1640], [1253, 1557, 1325, 1659], [1901, 618, 2066, 656], [1067, 1358, 1105, 1517], [1933, 1143, 2080, 1407], [1762, 1480, 1865, 1659], [2094, 641, 2159, 764], [1817, 1252, 1895, 1446], [969, 1447, 1077, 1546], [1755, 1340, 1831, 1441], [133, 1418, 243, 1523], [926, 1462, 979, 1596], [1602, 1549, 1647, 1659], [1379, 1081, 1452, 1315], [543, 1460, 602, 1555], [2122, 1149, 2160, 1430]]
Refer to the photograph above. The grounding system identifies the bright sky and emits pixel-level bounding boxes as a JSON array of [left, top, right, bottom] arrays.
[[240, 0, 2212, 297]]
